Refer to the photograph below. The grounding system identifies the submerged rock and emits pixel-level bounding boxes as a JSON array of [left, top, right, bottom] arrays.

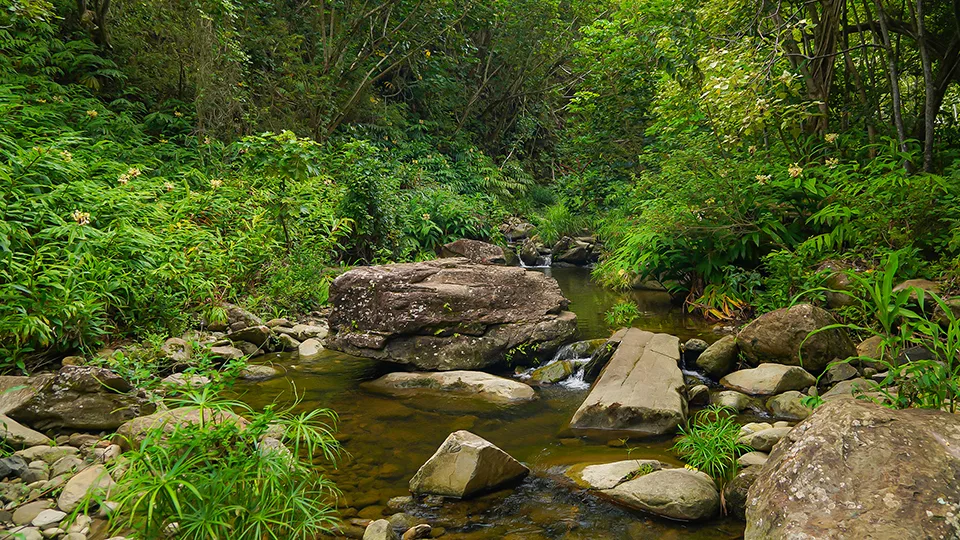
[[602, 468, 720, 521], [569, 329, 685, 437], [746, 399, 960, 539], [409, 430, 528, 498], [439, 239, 506, 265], [736, 304, 856, 373], [362, 371, 535, 404], [720, 364, 815, 395], [326, 259, 577, 370]]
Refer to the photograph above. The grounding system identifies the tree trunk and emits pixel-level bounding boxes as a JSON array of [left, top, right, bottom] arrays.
[[911, 0, 936, 171], [872, 0, 910, 167]]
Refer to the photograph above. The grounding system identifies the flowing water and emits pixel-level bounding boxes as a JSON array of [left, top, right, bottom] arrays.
[[235, 267, 746, 539]]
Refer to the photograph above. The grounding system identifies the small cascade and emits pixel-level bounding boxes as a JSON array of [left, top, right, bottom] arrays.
[[515, 340, 597, 388]]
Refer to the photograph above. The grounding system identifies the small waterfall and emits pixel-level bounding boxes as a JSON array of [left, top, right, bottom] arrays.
[[515, 340, 598, 388]]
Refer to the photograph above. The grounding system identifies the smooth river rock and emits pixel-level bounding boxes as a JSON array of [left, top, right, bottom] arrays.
[[326, 258, 578, 370], [746, 399, 960, 539], [361, 371, 536, 404], [720, 364, 815, 395], [565, 459, 663, 490], [569, 329, 685, 437], [602, 468, 720, 521], [736, 304, 856, 373], [695, 335, 737, 378], [409, 430, 529, 498]]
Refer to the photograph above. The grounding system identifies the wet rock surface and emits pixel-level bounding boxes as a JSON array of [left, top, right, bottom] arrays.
[[736, 304, 856, 373], [362, 371, 536, 404], [409, 430, 529, 499]]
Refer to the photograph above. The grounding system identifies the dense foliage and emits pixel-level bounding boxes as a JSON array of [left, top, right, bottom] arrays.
[[2, 0, 960, 367]]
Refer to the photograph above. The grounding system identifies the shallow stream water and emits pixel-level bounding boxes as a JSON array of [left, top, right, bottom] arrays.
[[234, 268, 746, 539]]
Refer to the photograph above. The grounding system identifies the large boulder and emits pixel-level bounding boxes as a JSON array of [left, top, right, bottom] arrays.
[[551, 236, 594, 265], [736, 304, 856, 373], [0, 366, 153, 431], [569, 329, 685, 437], [746, 399, 960, 539], [602, 468, 720, 521], [720, 364, 816, 396], [499, 219, 535, 241], [565, 459, 663, 490], [582, 329, 628, 383], [695, 335, 738, 378], [361, 371, 535, 404], [409, 430, 529, 498], [326, 259, 577, 370], [439, 239, 506, 265]]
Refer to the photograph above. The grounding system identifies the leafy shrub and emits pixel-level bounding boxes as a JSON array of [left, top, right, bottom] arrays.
[[535, 203, 591, 246], [98, 388, 341, 540], [604, 301, 641, 328], [672, 405, 751, 493]]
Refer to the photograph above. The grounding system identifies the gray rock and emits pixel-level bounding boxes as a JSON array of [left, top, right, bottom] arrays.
[[565, 459, 662, 490], [327, 259, 577, 370], [736, 304, 856, 373], [239, 365, 280, 380], [161, 373, 210, 389], [0, 414, 51, 448], [7, 526, 42, 540], [695, 335, 738, 379], [13, 501, 53, 525], [290, 323, 328, 341], [439, 239, 506, 265], [746, 399, 960, 539], [363, 371, 535, 404], [298, 338, 325, 361], [51, 456, 87, 478], [160, 338, 192, 364], [265, 318, 291, 328], [601, 468, 720, 521], [570, 330, 685, 437], [720, 364, 816, 395], [0, 366, 153, 431], [227, 325, 272, 348], [518, 238, 542, 266], [0, 455, 28, 479], [57, 464, 115, 512], [409, 430, 528, 498], [552, 236, 594, 265], [16, 446, 78, 464], [765, 391, 811, 421], [683, 338, 709, 354], [738, 427, 791, 452], [582, 329, 628, 383], [711, 390, 753, 412], [821, 361, 858, 385], [737, 451, 769, 468], [687, 384, 710, 407], [208, 345, 245, 361], [724, 465, 761, 520], [277, 333, 300, 351], [820, 377, 880, 401], [362, 519, 398, 540], [31, 509, 65, 528]]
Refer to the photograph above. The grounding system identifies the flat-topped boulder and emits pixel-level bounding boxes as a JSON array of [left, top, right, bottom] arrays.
[[409, 430, 528, 498], [361, 371, 535, 404], [569, 329, 685, 437], [720, 364, 815, 395], [327, 258, 577, 370], [439, 239, 506, 265], [737, 304, 856, 373], [565, 459, 663, 490], [746, 399, 960, 539]]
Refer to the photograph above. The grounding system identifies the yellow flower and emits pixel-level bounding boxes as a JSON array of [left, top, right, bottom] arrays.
[[788, 163, 803, 178], [37, 98, 47, 103], [86, 110, 98, 118], [52, 96, 63, 103], [59, 150, 72, 162], [755, 174, 771, 185], [174, 111, 183, 118], [422, 213, 431, 220], [204, 137, 212, 145], [705, 197, 716, 205], [159, 139, 168, 144], [71, 210, 91, 225], [825, 158, 839, 169], [684, 464, 699, 472], [824, 133, 838, 143], [210, 179, 223, 189], [424, 49, 431, 58]]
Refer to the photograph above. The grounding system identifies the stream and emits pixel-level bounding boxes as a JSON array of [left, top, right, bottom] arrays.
[[234, 267, 746, 539]]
